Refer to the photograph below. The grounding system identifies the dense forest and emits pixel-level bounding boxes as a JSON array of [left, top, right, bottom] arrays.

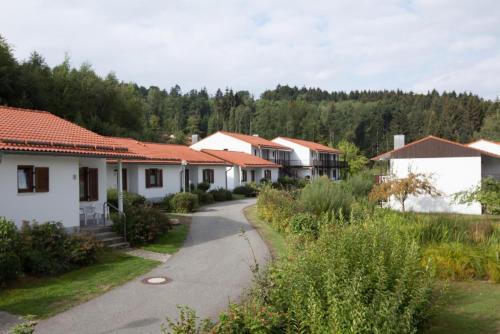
[[1, 35, 499, 157]]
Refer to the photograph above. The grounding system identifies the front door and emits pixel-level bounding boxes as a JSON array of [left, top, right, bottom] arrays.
[[185, 169, 190, 190]]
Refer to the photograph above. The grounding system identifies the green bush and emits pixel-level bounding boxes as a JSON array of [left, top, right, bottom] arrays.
[[113, 204, 171, 246], [300, 176, 353, 217], [257, 185, 299, 232], [233, 185, 257, 197], [20, 221, 102, 276], [193, 189, 215, 205], [196, 182, 211, 192], [170, 192, 199, 213], [277, 175, 308, 189], [209, 188, 233, 201], [160, 194, 174, 212], [107, 189, 146, 208], [341, 170, 375, 199], [289, 212, 319, 237], [0, 218, 22, 284], [202, 223, 434, 333]]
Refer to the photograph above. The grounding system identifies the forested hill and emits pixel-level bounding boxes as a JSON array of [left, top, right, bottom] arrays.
[[1, 36, 499, 157]]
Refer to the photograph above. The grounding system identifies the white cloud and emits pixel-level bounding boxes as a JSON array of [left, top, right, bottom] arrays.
[[1, 0, 499, 99]]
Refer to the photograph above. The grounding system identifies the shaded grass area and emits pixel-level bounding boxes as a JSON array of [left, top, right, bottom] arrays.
[[0, 252, 159, 319], [141, 223, 190, 254], [244, 205, 287, 259], [425, 281, 500, 334]]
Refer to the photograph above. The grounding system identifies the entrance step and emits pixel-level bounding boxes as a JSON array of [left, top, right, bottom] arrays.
[[81, 225, 130, 249]]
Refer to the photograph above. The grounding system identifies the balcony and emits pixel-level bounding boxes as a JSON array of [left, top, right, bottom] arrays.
[[312, 159, 348, 168]]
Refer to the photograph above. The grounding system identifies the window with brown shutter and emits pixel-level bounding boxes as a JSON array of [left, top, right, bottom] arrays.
[[203, 169, 214, 184], [264, 169, 272, 180], [18, 166, 50, 193], [18, 166, 34, 193], [145, 168, 163, 188], [241, 170, 247, 182], [35, 167, 49, 192]]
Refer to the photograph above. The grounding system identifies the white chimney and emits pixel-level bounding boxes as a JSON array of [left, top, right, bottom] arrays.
[[191, 134, 199, 144], [394, 135, 405, 150], [252, 134, 259, 137]]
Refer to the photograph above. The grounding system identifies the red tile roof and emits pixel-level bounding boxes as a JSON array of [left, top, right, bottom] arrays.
[[109, 137, 227, 165], [0, 106, 140, 158], [218, 131, 291, 150], [275, 136, 341, 153], [201, 149, 281, 168], [371, 135, 500, 160]]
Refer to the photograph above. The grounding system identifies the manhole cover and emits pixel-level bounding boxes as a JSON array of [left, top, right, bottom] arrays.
[[141, 276, 172, 285]]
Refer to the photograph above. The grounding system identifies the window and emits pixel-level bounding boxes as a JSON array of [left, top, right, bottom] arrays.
[[203, 169, 214, 184], [145, 168, 163, 188], [79, 167, 98, 201], [251, 170, 255, 182], [17, 166, 49, 193], [264, 169, 272, 180], [241, 170, 247, 182]]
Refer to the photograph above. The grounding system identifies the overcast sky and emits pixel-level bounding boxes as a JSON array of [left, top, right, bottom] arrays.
[[1, 0, 499, 99]]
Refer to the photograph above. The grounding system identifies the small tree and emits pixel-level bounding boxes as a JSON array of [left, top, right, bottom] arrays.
[[455, 177, 500, 215], [369, 172, 441, 212], [337, 140, 369, 176]]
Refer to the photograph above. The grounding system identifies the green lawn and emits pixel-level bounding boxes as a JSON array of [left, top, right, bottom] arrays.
[[425, 281, 500, 334], [0, 252, 159, 319], [244, 205, 287, 259], [141, 223, 190, 254]]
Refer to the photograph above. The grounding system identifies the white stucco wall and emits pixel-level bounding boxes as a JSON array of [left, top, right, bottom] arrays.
[[190, 132, 252, 154], [389, 157, 483, 214], [272, 138, 311, 165], [0, 153, 107, 229]]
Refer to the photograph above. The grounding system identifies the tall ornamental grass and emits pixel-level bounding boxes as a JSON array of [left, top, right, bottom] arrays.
[[215, 223, 434, 333], [299, 177, 353, 217]]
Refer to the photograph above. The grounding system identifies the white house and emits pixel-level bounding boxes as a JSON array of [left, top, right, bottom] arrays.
[[201, 149, 280, 190], [0, 106, 142, 230], [190, 131, 292, 168], [372, 135, 500, 214], [107, 138, 228, 201], [272, 137, 345, 180]]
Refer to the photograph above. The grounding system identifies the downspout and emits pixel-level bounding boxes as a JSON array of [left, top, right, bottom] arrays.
[[225, 165, 233, 190], [117, 159, 123, 213]]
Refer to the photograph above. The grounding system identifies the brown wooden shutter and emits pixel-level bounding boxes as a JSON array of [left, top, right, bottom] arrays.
[[210, 169, 214, 183], [158, 169, 163, 187], [88, 168, 99, 201], [145, 169, 151, 188], [35, 167, 49, 192]]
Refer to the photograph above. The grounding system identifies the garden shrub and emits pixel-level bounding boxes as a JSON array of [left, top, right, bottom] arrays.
[[196, 182, 211, 192], [233, 185, 256, 197], [193, 189, 215, 205], [170, 192, 199, 213], [289, 212, 319, 237], [20, 221, 102, 276], [300, 176, 353, 217], [257, 185, 299, 232], [0, 217, 22, 284], [209, 188, 233, 201], [107, 189, 146, 208], [160, 194, 174, 212], [341, 170, 374, 199], [277, 175, 308, 189], [113, 204, 171, 246]]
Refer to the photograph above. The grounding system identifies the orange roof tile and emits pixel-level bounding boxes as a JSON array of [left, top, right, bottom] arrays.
[[201, 149, 281, 168], [218, 131, 291, 150], [275, 136, 341, 154], [0, 106, 140, 158], [109, 137, 227, 165]]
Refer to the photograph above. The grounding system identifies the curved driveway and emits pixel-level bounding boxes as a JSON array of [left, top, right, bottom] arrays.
[[36, 198, 269, 334]]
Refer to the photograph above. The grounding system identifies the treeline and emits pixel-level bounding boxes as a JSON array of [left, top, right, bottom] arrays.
[[1, 36, 498, 156]]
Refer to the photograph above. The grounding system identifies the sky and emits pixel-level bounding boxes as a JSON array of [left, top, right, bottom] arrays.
[[1, 0, 499, 99]]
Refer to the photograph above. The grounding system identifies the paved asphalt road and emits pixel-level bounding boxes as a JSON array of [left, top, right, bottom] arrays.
[[34, 198, 269, 334]]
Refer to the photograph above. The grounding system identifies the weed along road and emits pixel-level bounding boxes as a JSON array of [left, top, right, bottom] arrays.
[[35, 198, 269, 334]]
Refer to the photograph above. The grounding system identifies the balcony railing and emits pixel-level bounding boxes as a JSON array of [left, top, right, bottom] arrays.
[[270, 159, 348, 168]]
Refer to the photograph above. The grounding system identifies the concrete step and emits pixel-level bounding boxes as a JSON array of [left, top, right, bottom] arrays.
[[108, 242, 130, 250], [100, 236, 125, 246], [93, 231, 117, 240], [81, 225, 113, 234]]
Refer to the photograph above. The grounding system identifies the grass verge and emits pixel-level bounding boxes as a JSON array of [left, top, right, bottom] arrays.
[[0, 251, 159, 319], [244, 205, 287, 259], [425, 281, 500, 334], [141, 223, 190, 254]]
